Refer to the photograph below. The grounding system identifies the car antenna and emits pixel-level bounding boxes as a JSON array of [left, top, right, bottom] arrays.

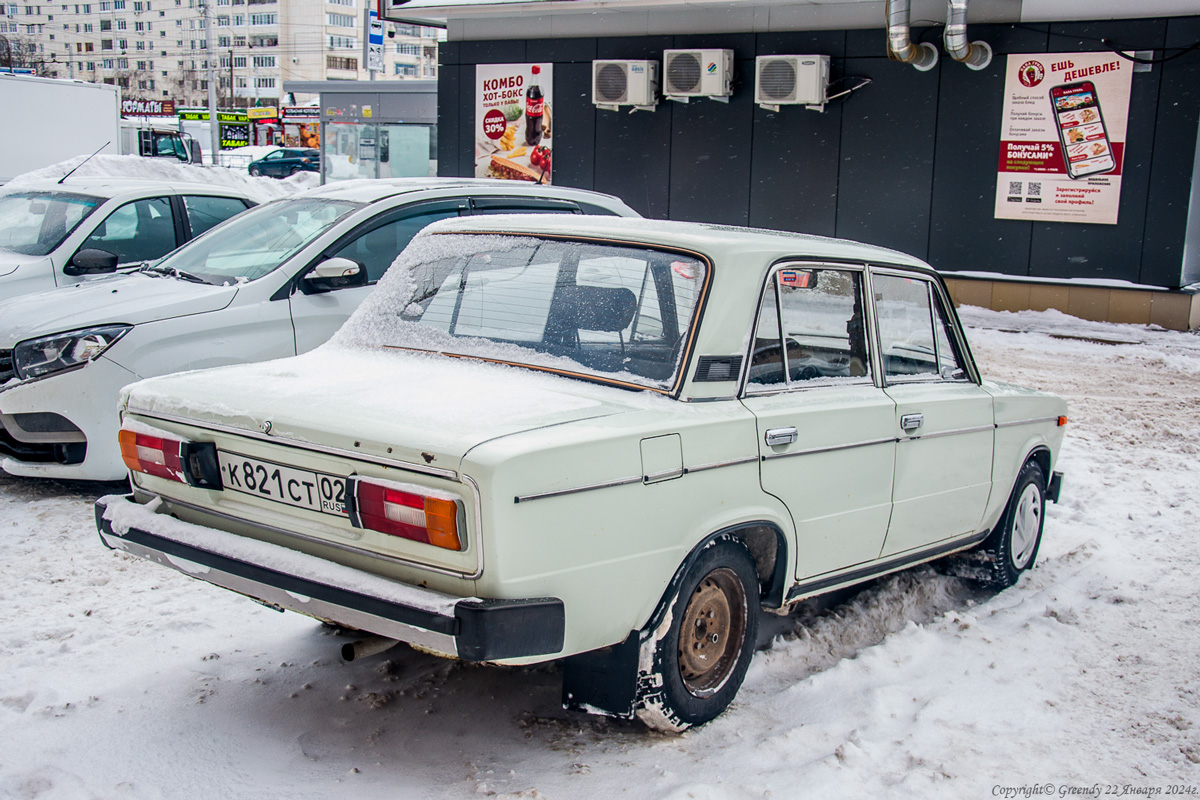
[[58, 141, 111, 185]]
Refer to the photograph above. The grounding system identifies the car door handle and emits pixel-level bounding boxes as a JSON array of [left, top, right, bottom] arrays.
[[764, 427, 799, 447], [900, 413, 924, 432]]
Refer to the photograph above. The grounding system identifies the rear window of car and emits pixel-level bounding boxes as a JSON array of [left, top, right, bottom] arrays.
[[336, 232, 709, 392]]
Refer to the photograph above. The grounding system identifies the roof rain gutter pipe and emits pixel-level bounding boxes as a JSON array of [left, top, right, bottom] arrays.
[[944, 0, 993, 70], [886, 0, 939, 71]]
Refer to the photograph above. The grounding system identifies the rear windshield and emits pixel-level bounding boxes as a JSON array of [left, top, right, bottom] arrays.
[[337, 233, 709, 391], [0, 191, 103, 256]]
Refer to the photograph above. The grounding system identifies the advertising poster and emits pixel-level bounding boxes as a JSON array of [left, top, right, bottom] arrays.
[[475, 63, 553, 184], [994, 52, 1133, 225]]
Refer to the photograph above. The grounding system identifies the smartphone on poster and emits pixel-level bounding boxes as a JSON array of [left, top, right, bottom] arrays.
[[1049, 81, 1116, 180]]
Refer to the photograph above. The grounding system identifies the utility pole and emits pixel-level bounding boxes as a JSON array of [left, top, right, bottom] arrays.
[[200, 0, 219, 164], [228, 48, 234, 109]]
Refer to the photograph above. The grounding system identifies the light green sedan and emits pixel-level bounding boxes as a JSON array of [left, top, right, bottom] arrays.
[[96, 214, 1067, 731]]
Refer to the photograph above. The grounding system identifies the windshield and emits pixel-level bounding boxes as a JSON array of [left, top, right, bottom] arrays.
[[337, 233, 709, 391], [153, 197, 363, 284], [0, 191, 103, 256]]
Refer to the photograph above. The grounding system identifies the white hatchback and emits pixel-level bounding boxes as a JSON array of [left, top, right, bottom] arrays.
[[0, 179, 638, 480], [0, 177, 255, 297]]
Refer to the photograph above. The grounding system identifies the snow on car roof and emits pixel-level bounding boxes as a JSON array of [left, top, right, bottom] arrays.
[[421, 213, 931, 269], [1, 176, 253, 198]]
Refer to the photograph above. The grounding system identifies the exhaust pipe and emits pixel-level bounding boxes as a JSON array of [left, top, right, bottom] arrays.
[[944, 0, 993, 70], [886, 0, 939, 72], [341, 635, 401, 662]]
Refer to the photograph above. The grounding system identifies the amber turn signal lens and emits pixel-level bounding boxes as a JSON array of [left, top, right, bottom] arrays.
[[1057, 416, 1069, 426]]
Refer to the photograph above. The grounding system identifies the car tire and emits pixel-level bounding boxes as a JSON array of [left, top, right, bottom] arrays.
[[636, 535, 760, 732], [978, 459, 1046, 589], [289, 166, 302, 176], [249, 166, 261, 176]]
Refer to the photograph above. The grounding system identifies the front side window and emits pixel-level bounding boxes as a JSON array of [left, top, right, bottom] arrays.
[[0, 191, 102, 256], [748, 266, 871, 390], [337, 234, 709, 391], [79, 196, 175, 265], [874, 273, 965, 381]]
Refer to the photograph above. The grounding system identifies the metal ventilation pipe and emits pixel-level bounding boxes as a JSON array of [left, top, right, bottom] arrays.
[[886, 0, 939, 72], [944, 0, 993, 70]]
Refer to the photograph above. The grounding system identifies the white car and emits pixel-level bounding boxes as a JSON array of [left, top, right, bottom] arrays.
[[98, 215, 1067, 731], [0, 177, 255, 297], [0, 179, 638, 480]]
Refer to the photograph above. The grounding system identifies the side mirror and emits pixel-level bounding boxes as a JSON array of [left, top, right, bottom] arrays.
[[64, 248, 119, 276], [302, 257, 367, 293]]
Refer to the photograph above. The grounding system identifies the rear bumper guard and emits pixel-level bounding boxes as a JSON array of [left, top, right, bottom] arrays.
[[95, 494, 564, 662]]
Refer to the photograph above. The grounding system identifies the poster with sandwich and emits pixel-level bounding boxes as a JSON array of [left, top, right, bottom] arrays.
[[476, 62, 553, 184], [994, 52, 1132, 225]]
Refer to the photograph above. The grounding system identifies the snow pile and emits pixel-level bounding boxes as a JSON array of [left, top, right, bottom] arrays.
[[4, 154, 318, 203], [0, 305, 1197, 797]]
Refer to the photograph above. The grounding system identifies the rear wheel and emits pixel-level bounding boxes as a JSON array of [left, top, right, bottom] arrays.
[[978, 460, 1046, 588], [636, 536, 760, 732], [288, 166, 302, 176]]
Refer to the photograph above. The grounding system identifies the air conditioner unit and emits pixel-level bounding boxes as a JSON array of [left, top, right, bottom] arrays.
[[592, 59, 659, 112], [663, 49, 733, 102], [755, 55, 829, 112]]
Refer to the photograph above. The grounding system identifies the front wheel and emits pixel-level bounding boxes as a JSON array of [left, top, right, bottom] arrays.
[[636, 536, 760, 732], [249, 166, 261, 176], [978, 460, 1046, 588]]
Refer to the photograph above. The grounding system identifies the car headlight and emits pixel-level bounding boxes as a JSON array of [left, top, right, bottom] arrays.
[[12, 325, 132, 381]]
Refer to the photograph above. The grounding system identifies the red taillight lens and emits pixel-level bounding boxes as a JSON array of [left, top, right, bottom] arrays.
[[349, 478, 462, 551], [119, 428, 186, 483]]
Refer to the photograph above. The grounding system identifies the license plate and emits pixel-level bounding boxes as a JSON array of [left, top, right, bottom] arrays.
[[217, 451, 347, 517]]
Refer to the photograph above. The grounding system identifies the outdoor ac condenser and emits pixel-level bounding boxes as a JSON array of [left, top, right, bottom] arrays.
[[592, 60, 659, 112], [662, 49, 733, 102], [755, 55, 830, 111]]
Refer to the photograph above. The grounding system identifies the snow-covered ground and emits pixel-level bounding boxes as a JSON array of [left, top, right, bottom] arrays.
[[1, 307, 1198, 799]]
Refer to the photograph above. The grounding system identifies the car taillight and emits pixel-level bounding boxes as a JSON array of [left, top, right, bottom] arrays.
[[118, 427, 223, 488], [347, 477, 462, 551], [301, 157, 310, 163]]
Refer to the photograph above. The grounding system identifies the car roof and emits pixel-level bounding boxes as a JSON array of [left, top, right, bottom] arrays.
[[299, 177, 629, 207], [2, 176, 251, 199], [421, 213, 931, 270]]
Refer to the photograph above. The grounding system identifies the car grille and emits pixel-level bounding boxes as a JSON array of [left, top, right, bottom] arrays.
[[0, 349, 13, 383]]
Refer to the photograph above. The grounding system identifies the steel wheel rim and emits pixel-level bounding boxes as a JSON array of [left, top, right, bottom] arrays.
[[678, 567, 747, 697], [1010, 483, 1042, 569]]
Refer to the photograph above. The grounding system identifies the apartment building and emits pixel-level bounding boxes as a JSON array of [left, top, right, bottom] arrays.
[[0, 0, 438, 107]]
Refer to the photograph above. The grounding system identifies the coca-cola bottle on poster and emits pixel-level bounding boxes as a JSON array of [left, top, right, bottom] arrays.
[[525, 65, 544, 147]]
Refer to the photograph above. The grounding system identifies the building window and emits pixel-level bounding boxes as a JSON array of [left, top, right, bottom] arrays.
[[327, 34, 354, 49], [251, 54, 273, 67], [99, 15, 110, 27], [232, 54, 244, 66], [325, 11, 352, 27], [248, 12, 273, 24], [394, 42, 419, 55], [254, 76, 273, 88], [326, 55, 355, 70], [393, 63, 417, 76], [100, 37, 111, 48]]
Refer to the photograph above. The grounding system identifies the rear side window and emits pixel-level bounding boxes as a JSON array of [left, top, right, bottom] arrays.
[[470, 198, 581, 215], [748, 266, 872, 390], [184, 195, 251, 238], [78, 196, 176, 265]]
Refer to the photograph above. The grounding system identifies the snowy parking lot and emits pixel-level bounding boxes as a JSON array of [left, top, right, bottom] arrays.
[[1, 306, 1198, 799]]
